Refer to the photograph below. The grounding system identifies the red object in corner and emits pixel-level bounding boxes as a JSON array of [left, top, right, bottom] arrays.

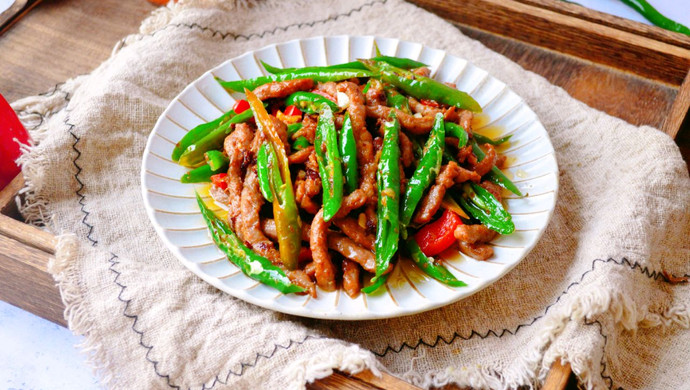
[[0, 94, 30, 190]]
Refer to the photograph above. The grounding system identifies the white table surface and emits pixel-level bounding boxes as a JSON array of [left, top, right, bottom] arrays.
[[0, 301, 99, 389]]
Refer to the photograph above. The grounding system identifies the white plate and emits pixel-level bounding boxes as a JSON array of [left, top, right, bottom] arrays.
[[141, 36, 558, 320]]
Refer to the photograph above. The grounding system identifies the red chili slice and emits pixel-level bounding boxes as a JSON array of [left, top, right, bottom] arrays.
[[284, 105, 301, 117], [233, 99, 250, 114], [420, 99, 440, 108], [210, 173, 228, 190]]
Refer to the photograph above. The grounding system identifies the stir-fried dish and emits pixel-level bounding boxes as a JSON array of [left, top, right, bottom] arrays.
[[172, 54, 521, 298]]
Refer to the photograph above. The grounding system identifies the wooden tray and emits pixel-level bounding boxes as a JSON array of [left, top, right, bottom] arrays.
[[2, 0, 689, 388]]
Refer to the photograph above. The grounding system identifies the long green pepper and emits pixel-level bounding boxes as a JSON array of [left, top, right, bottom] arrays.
[[256, 143, 276, 202], [180, 150, 229, 183], [360, 60, 482, 113], [384, 86, 411, 113], [247, 89, 302, 271], [473, 132, 511, 146], [400, 113, 445, 227], [261, 56, 427, 75], [444, 122, 469, 148], [217, 68, 373, 92], [314, 104, 344, 221], [339, 113, 359, 194], [373, 113, 401, 282], [177, 109, 253, 168], [405, 238, 467, 287], [285, 91, 339, 115], [470, 139, 522, 196], [172, 109, 234, 162], [196, 193, 304, 294], [456, 183, 515, 235]]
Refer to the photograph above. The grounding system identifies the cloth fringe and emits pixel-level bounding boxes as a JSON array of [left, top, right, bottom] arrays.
[[12, 77, 83, 227], [397, 288, 690, 390], [288, 344, 382, 390], [48, 235, 115, 387]]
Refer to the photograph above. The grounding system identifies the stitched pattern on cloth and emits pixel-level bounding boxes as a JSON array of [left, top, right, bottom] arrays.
[[63, 12, 690, 389], [114, 0, 388, 52], [63, 2, 397, 387], [374, 257, 685, 357], [66, 111, 98, 246], [41, 1, 688, 387]]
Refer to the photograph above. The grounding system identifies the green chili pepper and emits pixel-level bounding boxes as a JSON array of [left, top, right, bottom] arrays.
[[361, 272, 390, 294], [442, 149, 458, 164], [362, 80, 373, 95], [257, 143, 275, 202], [473, 133, 511, 146], [261, 57, 427, 75], [444, 122, 469, 148], [247, 89, 302, 271], [360, 60, 482, 113], [373, 112, 401, 282], [217, 68, 374, 92], [178, 109, 253, 168], [196, 193, 304, 294], [410, 137, 424, 161], [314, 104, 344, 221], [293, 136, 311, 151], [456, 183, 515, 235], [339, 113, 359, 194], [371, 56, 427, 70], [405, 238, 467, 287], [172, 109, 234, 162], [470, 139, 522, 196], [620, 0, 690, 36], [384, 86, 411, 113], [180, 163, 226, 183], [400, 113, 445, 227], [285, 91, 339, 115], [287, 123, 303, 137], [204, 150, 228, 171]]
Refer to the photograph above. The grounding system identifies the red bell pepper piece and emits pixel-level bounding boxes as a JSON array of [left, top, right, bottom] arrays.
[[210, 173, 228, 190], [414, 209, 463, 257]]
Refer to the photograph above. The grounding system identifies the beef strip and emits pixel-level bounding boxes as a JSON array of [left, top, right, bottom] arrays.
[[310, 209, 337, 291], [413, 162, 480, 224], [222, 123, 254, 225], [366, 104, 435, 134], [342, 259, 361, 298], [253, 78, 314, 100]]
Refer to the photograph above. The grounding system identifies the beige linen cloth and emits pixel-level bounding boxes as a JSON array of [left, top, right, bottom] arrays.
[[12, 0, 690, 389]]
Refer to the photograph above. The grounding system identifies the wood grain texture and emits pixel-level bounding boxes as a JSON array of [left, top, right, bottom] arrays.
[[309, 371, 426, 390], [408, 0, 690, 86], [459, 26, 678, 131], [542, 361, 572, 390], [0, 214, 56, 254], [0, 173, 24, 213], [663, 71, 690, 139], [0, 0, 155, 101], [516, 0, 690, 49], [0, 234, 65, 326]]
